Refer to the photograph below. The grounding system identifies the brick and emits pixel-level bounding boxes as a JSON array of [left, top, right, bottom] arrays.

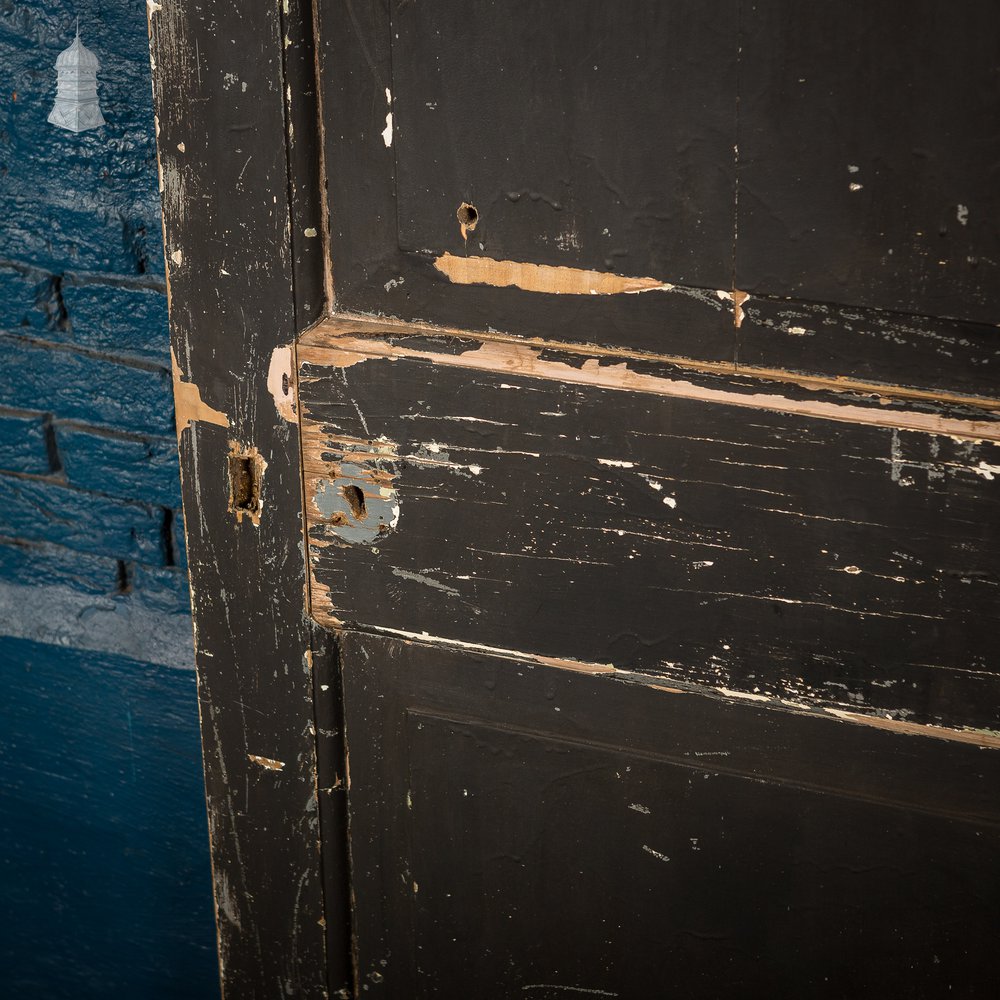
[[58, 280, 169, 365], [0, 536, 121, 594], [132, 564, 193, 618], [1, 197, 160, 279], [1, 269, 169, 367], [0, 536, 192, 633], [0, 411, 53, 475], [0, 265, 61, 335], [57, 426, 182, 509], [0, 334, 174, 437], [0, 473, 165, 565]]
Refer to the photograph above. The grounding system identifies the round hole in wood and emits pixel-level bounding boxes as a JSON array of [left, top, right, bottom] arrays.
[[457, 202, 479, 232]]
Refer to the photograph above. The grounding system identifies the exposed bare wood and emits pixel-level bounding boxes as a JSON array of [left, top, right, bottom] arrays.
[[299, 316, 1000, 442]]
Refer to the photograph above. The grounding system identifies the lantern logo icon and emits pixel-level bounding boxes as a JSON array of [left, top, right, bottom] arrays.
[[48, 22, 105, 133]]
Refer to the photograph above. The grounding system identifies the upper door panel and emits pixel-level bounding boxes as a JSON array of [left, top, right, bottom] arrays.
[[737, 1, 1000, 325], [318, 1, 999, 373], [318, 0, 741, 361], [392, 0, 737, 290]]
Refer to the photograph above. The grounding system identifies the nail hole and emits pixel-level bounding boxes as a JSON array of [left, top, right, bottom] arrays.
[[457, 202, 478, 233], [341, 483, 367, 520]]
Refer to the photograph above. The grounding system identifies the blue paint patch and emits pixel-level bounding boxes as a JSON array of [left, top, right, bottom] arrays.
[[0, 409, 53, 475], [0, 638, 216, 999], [0, 0, 211, 987], [58, 425, 183, 509], [0, 333, 174, 437]]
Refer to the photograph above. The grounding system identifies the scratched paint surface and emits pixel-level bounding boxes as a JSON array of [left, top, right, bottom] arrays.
[[302, 4, 1000, 996], [391, 1, 737, 288], [342, 633, 1000, 998], [300, 339, 1000, 734], [148, 1, 337, 994], [738, 2, 1000, 323], [320, 0, 1000, 387]]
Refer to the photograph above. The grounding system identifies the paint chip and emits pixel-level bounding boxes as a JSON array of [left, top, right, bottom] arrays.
[[382, 88, 393, 147], [973, 461, 1000, 481], [267, 345, 296, 421], [434, 253, 674, 296], [248, 754, 285, 771], [642, 844, 670, 863], [171, 347, 229, 440]]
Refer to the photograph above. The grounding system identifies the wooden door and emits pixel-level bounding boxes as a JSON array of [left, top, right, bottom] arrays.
[[151, 3, 1000, 997]]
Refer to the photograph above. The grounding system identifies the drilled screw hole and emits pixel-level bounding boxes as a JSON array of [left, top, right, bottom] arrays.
[[457, 202, 478, 232]]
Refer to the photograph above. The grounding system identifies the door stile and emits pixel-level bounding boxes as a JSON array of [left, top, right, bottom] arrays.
[[148, 4, 350, 996]]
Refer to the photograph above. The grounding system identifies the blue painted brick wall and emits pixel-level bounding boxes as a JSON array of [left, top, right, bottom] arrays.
[[0, 2, 217, 996]]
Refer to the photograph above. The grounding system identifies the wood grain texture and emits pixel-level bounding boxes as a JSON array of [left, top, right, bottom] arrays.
[[149, 4, 345, 996], [340, 632, 1000, 999], [299, 319, 1000, 737]]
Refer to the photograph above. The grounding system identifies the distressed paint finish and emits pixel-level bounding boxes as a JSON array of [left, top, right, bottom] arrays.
[[392, 1, 738, 289], [315, 0, 736, 364], [148, 3, 345, 997], [298, 318, 1000, 738], [316, 0, 1000, 400], [339, 633, 1000, 998], [151, 0, 1000, 993]]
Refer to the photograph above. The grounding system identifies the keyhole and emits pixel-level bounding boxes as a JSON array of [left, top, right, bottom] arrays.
[[341, 483, 367, 520]]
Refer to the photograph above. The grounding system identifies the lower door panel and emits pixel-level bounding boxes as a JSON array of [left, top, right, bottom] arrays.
[[338, 633, 1000, 999]]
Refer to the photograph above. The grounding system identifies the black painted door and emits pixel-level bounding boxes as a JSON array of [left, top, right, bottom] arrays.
[[151, 3, 1000, 997], [302, 3, 1000, 996]]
